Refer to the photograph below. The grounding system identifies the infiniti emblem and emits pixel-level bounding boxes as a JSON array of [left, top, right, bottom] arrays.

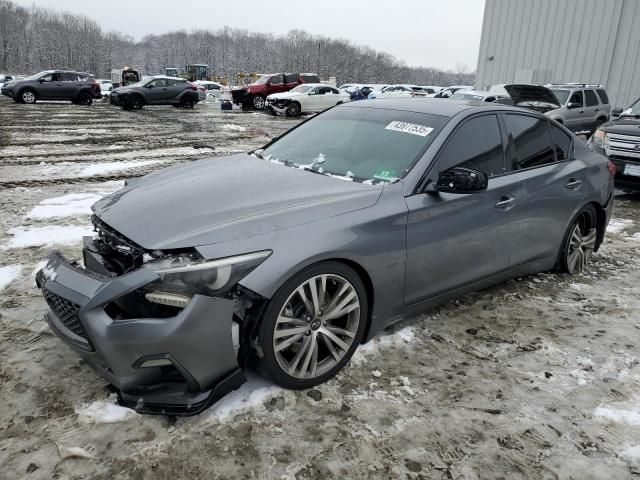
[[635, 144, 640, 151]]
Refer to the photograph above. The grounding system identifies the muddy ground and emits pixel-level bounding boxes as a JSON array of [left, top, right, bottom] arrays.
[[0, 97, 639, 480]]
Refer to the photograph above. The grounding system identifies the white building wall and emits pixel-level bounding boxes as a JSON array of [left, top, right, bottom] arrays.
[[476, 0, 640, 107]]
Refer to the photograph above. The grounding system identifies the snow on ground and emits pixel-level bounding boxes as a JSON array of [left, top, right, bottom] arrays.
[[219, 123, 247, 132], [622, 446, 640, 473], [2, 225, 94, 249], [607, 218, 634, 234], [76, 395, 139, 424], [26, 182, 123, 219], [79, 160, 161, 177], [0, 264, 22, 290], [352, 326, 416, 364], [594, 399, 640, 426]]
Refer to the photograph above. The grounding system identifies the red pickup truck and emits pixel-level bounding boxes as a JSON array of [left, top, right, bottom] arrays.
[[231, 72, 320, 109]]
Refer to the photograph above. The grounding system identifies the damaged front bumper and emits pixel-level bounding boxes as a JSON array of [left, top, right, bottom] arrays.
[[36, 245, 246, 415], [266, 98, 291, 116]]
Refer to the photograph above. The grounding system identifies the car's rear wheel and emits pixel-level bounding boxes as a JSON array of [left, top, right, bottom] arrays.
[[21, 89, 36, 104], [285, 102, 301, 116], [558, 204, 598, 274], [129, 95, 144, 110], [181, 96, 196, 109], [258, 262, 368, 389], [252, 95, 266, 110], [77, 92, 93, 105]]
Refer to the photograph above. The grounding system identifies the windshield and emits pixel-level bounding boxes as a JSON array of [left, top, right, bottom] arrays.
[[261, 106, 449, 183], [550, 89, 570, 105], [291, 85, 313, 93], [623, 98, 640, 116], [253, 75, 271, 85]]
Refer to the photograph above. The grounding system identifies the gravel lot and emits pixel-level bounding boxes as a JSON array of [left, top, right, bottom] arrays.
[[1, 97, 640, 480]]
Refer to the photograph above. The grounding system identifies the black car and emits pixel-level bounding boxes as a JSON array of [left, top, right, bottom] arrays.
[[1, 70, 101, 104], [109, 76, 200, 110], [589, 97, 640, 191]]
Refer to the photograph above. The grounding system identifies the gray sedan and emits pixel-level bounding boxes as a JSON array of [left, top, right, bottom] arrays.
[[36, 98, 614, 414]]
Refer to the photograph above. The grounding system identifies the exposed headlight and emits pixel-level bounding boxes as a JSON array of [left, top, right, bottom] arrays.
[[593, 129, 607, 147], [145, 250, 271, 298]]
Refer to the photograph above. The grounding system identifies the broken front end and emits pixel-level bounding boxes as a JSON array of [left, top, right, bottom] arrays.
[[36, 216, 270, 415]]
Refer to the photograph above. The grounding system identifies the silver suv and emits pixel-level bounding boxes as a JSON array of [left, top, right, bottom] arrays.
[[0, 70, 101, 105], [546, 84, 611, 135]]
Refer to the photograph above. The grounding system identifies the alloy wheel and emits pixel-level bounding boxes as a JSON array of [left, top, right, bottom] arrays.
[[286, 103, 301, 116], [253, 95, 265, 109], [22, 91, 35, 104], [566, 221, 597, 274], [273, 274, 361, 379]]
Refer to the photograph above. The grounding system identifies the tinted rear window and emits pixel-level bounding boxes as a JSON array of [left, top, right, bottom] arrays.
[[596, 89, 609, 105], [285, 73, 298, 83], [584, 89, 599, 107], [504, 114, 555, 169], [262, 106, 449, 182], [550, 124, 572, 161]]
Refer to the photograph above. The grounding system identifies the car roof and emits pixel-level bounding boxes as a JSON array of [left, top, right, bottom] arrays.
[[343, 97, 523, 117], [150, 75, 185, 80]]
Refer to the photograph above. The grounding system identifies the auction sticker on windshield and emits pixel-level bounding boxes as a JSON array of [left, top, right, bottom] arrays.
[[385, 121, 434, 137]]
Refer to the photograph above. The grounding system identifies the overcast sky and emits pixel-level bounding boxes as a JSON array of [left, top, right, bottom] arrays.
[[13, 0, 485, 71]]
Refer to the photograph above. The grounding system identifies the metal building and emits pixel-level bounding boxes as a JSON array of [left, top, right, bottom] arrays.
[[475, 0, 640, 107]]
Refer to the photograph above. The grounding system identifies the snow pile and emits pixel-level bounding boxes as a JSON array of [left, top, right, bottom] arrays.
[[80, 160, 161, 177], [594, 401, 640, 426], [621, 446, 640, 473], [220, 124, 247, 132], [0, 265, 23, 290], [76, 396, 138, 424], [3, 225, 93, 249], [27, 182, 123, 219], [627, 232, 640, 243], [352, 326, 416, 365], [207, 374, 282, 423], [607, 218, 633, 234]]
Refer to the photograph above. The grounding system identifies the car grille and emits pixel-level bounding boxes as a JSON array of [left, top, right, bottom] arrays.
[[41, 286, 88, 340], [606, 133, 640, 160]]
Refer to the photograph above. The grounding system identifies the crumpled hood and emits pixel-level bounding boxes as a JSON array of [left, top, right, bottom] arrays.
[[268, 91, 302, 101], [503, 84, 561, 109], [92, 154, 383, 250]]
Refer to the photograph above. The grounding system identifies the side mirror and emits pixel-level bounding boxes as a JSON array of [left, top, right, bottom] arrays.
[[611, 107, 623, 117], [146, 84, 154, 88], [434, 167, 488, 194], [308, 91, 316, 95], [38, 78, 46, 83], [567, 102, 581, 109]]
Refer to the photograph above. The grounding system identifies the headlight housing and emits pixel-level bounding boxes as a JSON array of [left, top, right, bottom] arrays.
[[145, 250, 271, 298], [593, 129, 607, 147]]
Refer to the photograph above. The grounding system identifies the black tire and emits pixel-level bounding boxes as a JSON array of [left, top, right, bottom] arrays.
[[20, 89, 36, 104], [558, 204, 598, 274], [257, 261, 368, 390], [180, 96, 196, 109], [76, 92, 93, 106], [128, 95, 144, 110], [252, 94, 266, 110], [285, 102, 301, 117]]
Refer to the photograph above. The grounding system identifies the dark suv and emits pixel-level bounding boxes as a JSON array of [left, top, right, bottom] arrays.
[[0, 70, 101, 104], [231, 72, 320, 109], [589, 96, 640, 191], [110, 76, 200, 110]]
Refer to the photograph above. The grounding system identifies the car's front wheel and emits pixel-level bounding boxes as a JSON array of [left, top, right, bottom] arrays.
[[258, 262, 368, 389], [21, 89, 36, 104], [252, 95, 266, 110], [128, 95, 144, 110], [285, 102, 301, 116], [181, 96, 196, 109], [559, 204, 598, 274]]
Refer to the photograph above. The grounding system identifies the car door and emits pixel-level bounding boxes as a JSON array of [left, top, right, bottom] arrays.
[[61, 72, 82, 98], [305, 87, 323, 111], [167, 79, 188, 101], [268, 74, 288, 95], [38, 72, 62, 99], [502, 113, 586, 266], [404, 113, 521, 305], [564, 90, 586, 132], [583, 89, 601, 128], [145, 79, 168, 104]]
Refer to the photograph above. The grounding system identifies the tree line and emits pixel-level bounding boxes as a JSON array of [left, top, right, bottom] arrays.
[[0, 0, 476, 86]]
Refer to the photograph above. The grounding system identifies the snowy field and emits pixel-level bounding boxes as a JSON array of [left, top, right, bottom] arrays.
[[1, 97, 640, 479]]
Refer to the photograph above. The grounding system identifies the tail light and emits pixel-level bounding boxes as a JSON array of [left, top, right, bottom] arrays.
[[190, 83, 197, 91], [608, 161, 617, 176]]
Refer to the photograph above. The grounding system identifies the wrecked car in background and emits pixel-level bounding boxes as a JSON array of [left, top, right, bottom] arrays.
[[36, 98, 614, 415], [231, 72, 320, 110], [266, 84, 350, 116]]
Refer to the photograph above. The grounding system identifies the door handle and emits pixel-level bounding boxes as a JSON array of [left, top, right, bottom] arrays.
[[566, 178, 583, 189], [495, 196, 516, 209]]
